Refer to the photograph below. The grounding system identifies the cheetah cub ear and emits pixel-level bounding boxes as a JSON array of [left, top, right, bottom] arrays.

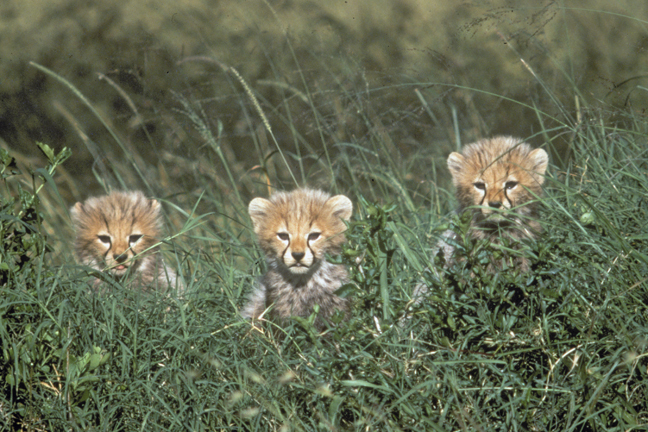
[[325, 195, 353, 221], [529, 148, 549, 184], [248, 197, 272, 233], [446, 152, 466, 186], [70, 202, 85, 223]]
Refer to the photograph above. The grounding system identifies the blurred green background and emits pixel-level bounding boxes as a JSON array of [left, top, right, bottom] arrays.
[[3, 1, 647, 183], [1, 0, 647, 254]]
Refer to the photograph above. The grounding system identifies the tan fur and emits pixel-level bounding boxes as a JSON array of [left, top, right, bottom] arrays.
[[411, 137, 548, 306], [70, 191, 179, 292], [242, 188, 353, 330], [435, 136, 548, 272]]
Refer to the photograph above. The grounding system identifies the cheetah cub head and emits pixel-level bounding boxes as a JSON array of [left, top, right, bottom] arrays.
[[248, 188, 353, 275]]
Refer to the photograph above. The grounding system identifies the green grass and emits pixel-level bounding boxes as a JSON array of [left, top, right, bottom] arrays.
[[2, 8, 648, 431]]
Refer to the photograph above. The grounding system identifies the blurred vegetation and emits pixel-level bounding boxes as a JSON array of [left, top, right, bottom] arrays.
[[1, 0, 647, 430], [2, 1, 648, 202]]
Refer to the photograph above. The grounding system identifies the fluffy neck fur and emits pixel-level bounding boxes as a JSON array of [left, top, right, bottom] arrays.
[[263, 259, 349, 327]]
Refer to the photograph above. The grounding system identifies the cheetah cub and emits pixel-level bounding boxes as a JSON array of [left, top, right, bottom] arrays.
[[437, 136, 548, 272], [70, 191, 180, 292], [242, 188, 353, 330], [412, 137, 548, 304]]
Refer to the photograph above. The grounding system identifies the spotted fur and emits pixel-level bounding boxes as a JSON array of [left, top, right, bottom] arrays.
[[70, 191, 179, 292], [438, 136, 548, 271], [410, 137, 548, 308], [242, 188, 353, 330]]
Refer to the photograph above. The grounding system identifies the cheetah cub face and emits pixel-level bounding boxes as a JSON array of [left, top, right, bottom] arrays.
[[248, 189, 353, 275], [70, 191, 162, 277], [447, 136, 548, 227]]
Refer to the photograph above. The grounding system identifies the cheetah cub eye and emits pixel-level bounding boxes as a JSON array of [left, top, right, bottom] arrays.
[[473, 182, 486, 191], [129, 234, 143, 245], [505, 181, 518, 190]]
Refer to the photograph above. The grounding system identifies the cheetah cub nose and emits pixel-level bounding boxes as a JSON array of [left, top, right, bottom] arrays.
[[291, 252, 305, 261], [115, 253, 128, 264]]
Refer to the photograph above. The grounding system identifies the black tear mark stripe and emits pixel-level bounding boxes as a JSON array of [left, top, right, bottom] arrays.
[[102, 241, 112, 259], [281, 238, 290, 260], [504, 189, 513, 207]]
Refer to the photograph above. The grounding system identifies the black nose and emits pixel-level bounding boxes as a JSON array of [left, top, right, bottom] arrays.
[[114, 253, 128, 264], [292, 252, 305, 261], [488, 201, 502, 209]]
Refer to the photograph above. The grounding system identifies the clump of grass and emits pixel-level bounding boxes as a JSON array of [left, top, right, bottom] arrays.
[[3, 115, 647, 429]]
